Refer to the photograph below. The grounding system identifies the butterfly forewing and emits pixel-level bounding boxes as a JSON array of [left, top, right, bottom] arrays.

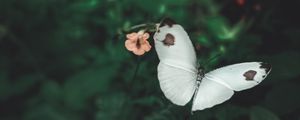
[[154, 22, 197, 72], [205, 62, 271, 91]]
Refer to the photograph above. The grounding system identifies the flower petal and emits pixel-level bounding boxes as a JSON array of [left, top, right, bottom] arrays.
[[125, 40, 137, 51], [141, 41, 151, 52], [125, 32, 152, 56], [126, 33, 138, 40], [133, 49, 145, 56], [142, 33, 150, 40]]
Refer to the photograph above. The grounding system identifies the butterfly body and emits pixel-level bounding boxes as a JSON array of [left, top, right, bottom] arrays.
[[154, 18, 272, 111]]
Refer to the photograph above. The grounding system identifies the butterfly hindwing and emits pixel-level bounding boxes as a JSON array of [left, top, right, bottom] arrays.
[[192, 78, 234, 111], [157, 62, 197, 106]]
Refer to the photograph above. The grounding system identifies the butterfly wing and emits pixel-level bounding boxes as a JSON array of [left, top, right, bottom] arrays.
[[205, 62, 272, 91], [154, 18, 197, 72], [158, 62, 197, 105], [192, 62, 271, 111], [154, 18, 198, 105], [192, 78, 234, 111]]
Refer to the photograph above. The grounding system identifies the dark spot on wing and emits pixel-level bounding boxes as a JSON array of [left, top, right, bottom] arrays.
[[163, 33, 175, 46], [260, 62, 272, 73], [243, 70, 257, 81], [159, 18, 176, 28]]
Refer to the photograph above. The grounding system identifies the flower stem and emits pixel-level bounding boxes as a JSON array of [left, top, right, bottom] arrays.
[[130, 24, 149, 30], [125, 23, 157, 33], [131, 56, 141, 85]]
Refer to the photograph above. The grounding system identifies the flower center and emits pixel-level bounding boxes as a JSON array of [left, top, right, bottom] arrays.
[[136, 38, 142, 49]]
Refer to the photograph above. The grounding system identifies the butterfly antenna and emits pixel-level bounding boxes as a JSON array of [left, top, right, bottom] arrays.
[[158, 17, 167, 25]]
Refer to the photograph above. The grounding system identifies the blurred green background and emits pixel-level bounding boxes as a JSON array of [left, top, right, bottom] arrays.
[[0, 0, 300, 120]]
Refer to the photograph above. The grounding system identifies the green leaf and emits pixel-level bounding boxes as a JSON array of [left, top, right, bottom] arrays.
[[264, 52, 300, 84], [63, 65, 119, 110], [264, 82, 300, 115], [24, 103, 76, 120], [215, 105, 248, 120], [40, 80, 62, 103], [250, 106, 280, 120], [144, 106, 178, 120], [95, 93, 134, 120], [133, 96, 164, 107]]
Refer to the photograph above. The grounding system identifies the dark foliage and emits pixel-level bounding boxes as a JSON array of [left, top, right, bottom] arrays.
[[0, 0, 299, 120]]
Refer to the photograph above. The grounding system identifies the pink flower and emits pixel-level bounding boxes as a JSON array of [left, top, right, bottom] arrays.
[[125, 31, 151, 56]]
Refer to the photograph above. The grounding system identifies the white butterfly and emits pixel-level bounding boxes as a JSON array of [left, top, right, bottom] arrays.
[[153, 18, 272, 111]]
